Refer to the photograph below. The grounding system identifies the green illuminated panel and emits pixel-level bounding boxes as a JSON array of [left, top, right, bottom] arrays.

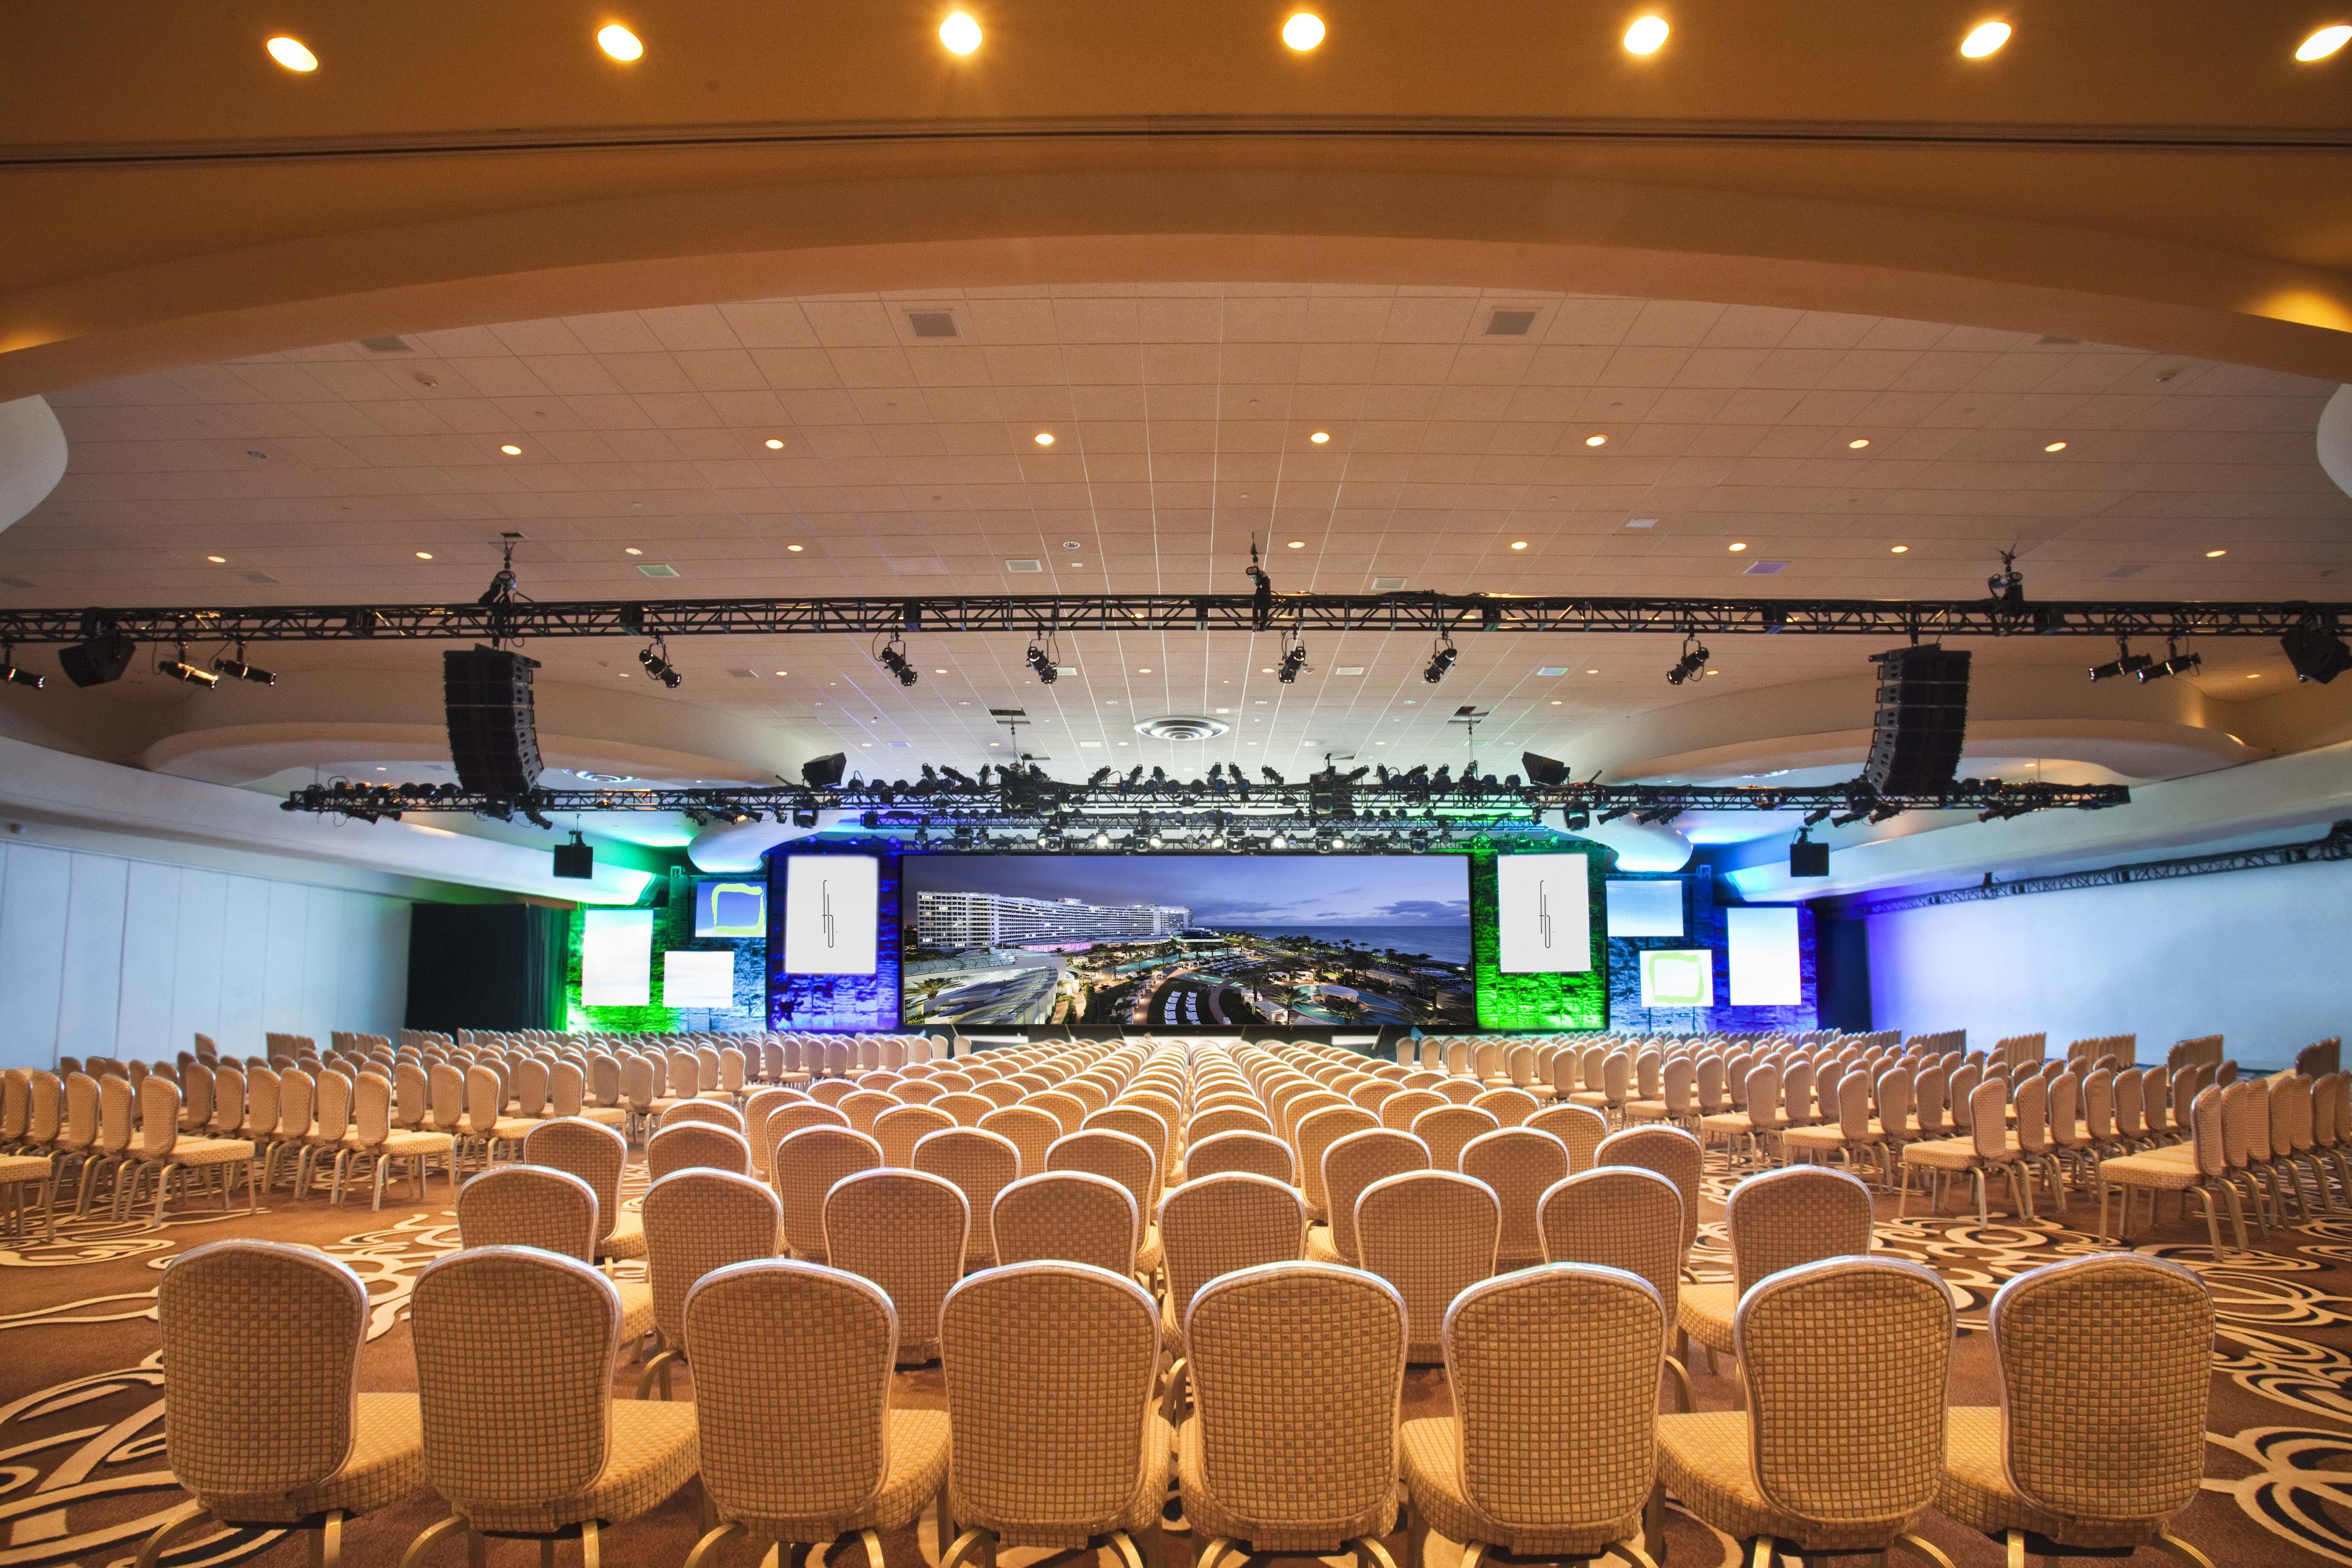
[[1461, 838, 1610, 1031]]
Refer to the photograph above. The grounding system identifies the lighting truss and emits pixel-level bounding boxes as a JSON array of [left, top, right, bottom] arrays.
[[281, 769, 2130, 834], [4, 592, 2346, 645]]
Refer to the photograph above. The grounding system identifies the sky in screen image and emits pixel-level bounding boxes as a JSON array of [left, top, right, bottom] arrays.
[[900, 854, 1468, 929]]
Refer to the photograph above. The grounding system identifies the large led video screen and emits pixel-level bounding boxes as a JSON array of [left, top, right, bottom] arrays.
[[901, 855, 1475, 1029]]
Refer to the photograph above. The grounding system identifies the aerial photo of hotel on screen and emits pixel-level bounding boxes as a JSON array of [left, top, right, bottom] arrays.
[[900, 854, 1476, 1029]]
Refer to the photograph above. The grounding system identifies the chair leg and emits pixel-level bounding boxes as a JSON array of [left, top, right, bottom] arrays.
[[398, 1514, 470, 1568], [580, 1518, 601, 1568], [1895, 1161, 1912, 1218], [313, 1509, 346, 1568], [2152, 1529, 2219, 1568], [1973, 1169, 1990, 1228], [1891, 1531, 1962, 1568], [940, 1528, 994, 1568], [134, 1499, 209, 1568], [1349, 1536, 1401, 1568], [2189, 1187, 2226, 1263], [1403, 1501, 1428, 1568], [685, 1522, 746, 1568], [1664, 1353, 1695, 1412]]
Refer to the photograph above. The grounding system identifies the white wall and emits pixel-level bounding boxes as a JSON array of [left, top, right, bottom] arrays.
[[0, 840, 410, 1069], [1865, 859, 2352, 1071]]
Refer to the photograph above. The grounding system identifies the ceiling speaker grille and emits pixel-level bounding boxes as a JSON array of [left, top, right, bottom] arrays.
[[1134, 715, 1231, 740]]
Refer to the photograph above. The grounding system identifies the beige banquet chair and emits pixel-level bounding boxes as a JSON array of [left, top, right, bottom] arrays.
[[637, 1169, 783, 1398], [912, 1126, 1024, 1271], [1355, 1169, 1501, 1363], [1183, 1129, 1296, 1185], [1677, 1164, 1873, 1390], [1538, 1166, 1695, 1412], [1309, 1127, 1430, 1266], [138, 1241, 424, 1568], [524, 1118, 644, 1266], [1400, 1264, 1667, 1568], [1527, 1103, 1609, 1175], [401, 1247, 699, 1567], [1461, 1127, 1570, 1273], [1656, 1256, 1955, 1566], [824, 1168, 970, 1365], [939, 1262, 1171, 1568], [990, 1171, 1140, 1276], [978, 1104, 1062, 1176], [1939, 1254, 2218, 1567], [1595, 1125, 1704, 1258], [1156, 1173, 1308, 1423], [1412, 1104, 1501, 1173], [1047, 1129, 1163, 1281], [1178, 1262, 1407, 1568], [680, 1260, 951, 1568], [123, 1078, 255, 1221], [874, 1103, 957, 1167], [453, 1164, 656, 1345], [645, 1121, 753, 1181], [771, 1124, 884, 1265]]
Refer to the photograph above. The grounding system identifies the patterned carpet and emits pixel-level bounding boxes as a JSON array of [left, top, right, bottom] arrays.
[[5, 1151, 2349, 1568]]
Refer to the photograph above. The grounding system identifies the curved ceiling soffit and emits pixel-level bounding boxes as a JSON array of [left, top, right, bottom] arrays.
[[0, 396, 65, 533], [137, 718, 806, 789], [6, 163, 2352, 398], [2321, 383, 2352, 500], [1613, 718, 2262, 789]]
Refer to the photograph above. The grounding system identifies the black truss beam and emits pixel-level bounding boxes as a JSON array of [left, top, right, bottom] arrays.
[[281, 774, 2130, 827], [1845, 820, 2352, 917], [3, 592, 2346, 645]]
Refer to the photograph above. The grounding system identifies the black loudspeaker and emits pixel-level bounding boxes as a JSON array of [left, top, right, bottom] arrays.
[[444, 647, 543, 797], [1865, 644, 1971, 793], [552, 833, 594, 880], [801, 752, 847, 788], [1789, 838, 1831, 878], [59, 633, 136, 687]]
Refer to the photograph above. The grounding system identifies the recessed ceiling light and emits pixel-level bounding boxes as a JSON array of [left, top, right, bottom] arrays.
[[1283, 12, 1326, 50], [266, 36, 318, 72], [940, 11, 982, 54], [764, 438, 784, 450], [2205, 549, 2228, 558], [596, 23, 643, 60], [774, 670, 788, 677], [1286, 540, 1306, 549], [787, 544, 804, 552], [934, 668, 948, 674], [2297, 24, 2351, 60], [2246, 672, 2263, 679], [624, 547, 643, 556], [1891, 545, 1910, 553], [499, 444, 523, 456], [1584, 433, 1608, 446], [1510, 541, 1529, 550], [1727, 542, 1748, 552], [616, 671, 631, 677], [414, 551, 434, 560], [1585, 668, 1599, 674], [206, 554, 227, 563], [2044, 440, 2068, 452], [1623, 15, 1669, 53], [1960, 20, 2011, 57], [1848, 438, 1871, 449], [1261, 667, 1275, 674], [1033, 432, 1054, 446], [1309, 430, 1331, 443]]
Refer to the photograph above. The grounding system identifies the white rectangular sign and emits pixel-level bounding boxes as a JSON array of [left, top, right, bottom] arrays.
[[580, 908, 652, 1006], [1727, 906, 1802, 1006], [1605, 878, 1685, 938], [783, 855, 878, 975], [1639, 949, 1715, 1009], [1495, 853, 1591, 973], [662, 949, 738, 1009]]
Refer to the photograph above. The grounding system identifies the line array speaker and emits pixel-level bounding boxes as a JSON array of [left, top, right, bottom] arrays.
[[444, 647, 543, 797], [1865, 643, 1971, 794]]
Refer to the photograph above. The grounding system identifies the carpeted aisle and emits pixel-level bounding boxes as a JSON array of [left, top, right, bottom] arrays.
[[5, 1150, 2349, 1568]]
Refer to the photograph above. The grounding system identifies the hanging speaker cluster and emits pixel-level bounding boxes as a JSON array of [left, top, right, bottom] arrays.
[[1864, 643, 1971, 794], [443, 646, 543, 797]]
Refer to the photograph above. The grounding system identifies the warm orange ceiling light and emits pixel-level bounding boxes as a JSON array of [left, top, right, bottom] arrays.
[[2295, 24, 2350, 60], [940, 12, 983, 54], [1034, 432, 1054, 446], [1283, 12, 1326, 50], [1623, 15, 1669, 54], [206, 553, 227, 563], [499, 444, 523, 456], [1891, 545, 1910, 553], [1960, 20, 2011, 57], [1286, 540, 1306, 548], [1309, 430, 1331, 444], [764, 438, 784, 449], [596, 23, 643, 60], [1510, 540, 1530, 550], [1584, 433, 1608, 446], [2205, 549, 2229, 558], [266, 36, 318, 72], [787, 544, 805, 552], [1848, 438, 1871, 449], [1727, 542, 1748, 552], [2044, 440, 2068, 452], [414, 550, 434, 560]]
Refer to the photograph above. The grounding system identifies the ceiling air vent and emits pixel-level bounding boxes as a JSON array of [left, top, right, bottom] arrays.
[[906, 310, 960, 339], [728, 668, 761, 678], [0, 575, 35, 589], [1485, 309, 1538, 336], [638, 563, 681, 578], [1005, 559, 1043, 573], [359, 335, 414, 353], [1134, 715, 1231, 740], [1371, 576, 1408, 591], [1742, 560, 1787, 576], [241, 571, 279, 584]]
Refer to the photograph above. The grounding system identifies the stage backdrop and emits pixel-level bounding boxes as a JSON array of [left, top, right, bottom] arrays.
[[1604, 871, 1819, 1034], [565, 866, 768, 1033]]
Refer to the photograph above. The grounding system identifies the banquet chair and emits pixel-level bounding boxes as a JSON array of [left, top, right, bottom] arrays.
[[1412, 1105, 1500, 1173], [139, 1241, 424, 1568], [990, 1171, 1138, 1276], [874, 1104, 957, 1168], [1470, 1087, 1539, 1128], [912, 1127, 1024, 1270], [523, 1118, 642, 1266], [1899, 1078, 2042, 1226], [1156, 1172, 1306, 1423], [1400, 1264, 1666, 1568], [1527, 1102, 1609, 1174], [2095, 1086, 2243, 1259], [1940, 1254, 2217, 1567], [123, 1079, 255, 1221], [1295, 1104, 1379, 1222], [1178, 1263, 1407, 1568], [637, 1170, 782, 1398], [1460, 1127, 1569, 1272], [1183, 1129, 1295, 1184], [680, 1261, 950, 1568], [1677, 1164, 1872, 1391], [400, 1248, 699, 1568], [1657, 1256, 1955, 1566], [1539, 1167, 1694, 1411], [939, 1263, 1169, 1568], [1595, 1126, 1703, 1258], [1308, 1128, 1429, 1265], [350, 1072, 458, 1211], [454, 1164, 656, 1344], [1381, 1089, 1447, 1133], [1355, 1170, 1500, 1363], [0, 1149, 53, 1242], [977, 1104, 1060, 1175], [656, 1099, 744, 1135], [824, 1168, 970, 1364], [771, 1125, 884, 1266], [1047, 1129, 1163, 1281], [646, 1121, 752, 1181]]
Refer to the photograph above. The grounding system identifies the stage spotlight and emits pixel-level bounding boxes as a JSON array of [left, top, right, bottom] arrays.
[[1522, 752, 1569, 788], [0, 644, 41, 690], [1868, 803, 1903, 823], [2282, 617, 2351, 685], [791, 807, 819, 827], [1830, 806, 1869, 828], [1277, 637, 1308, 684], [160, 646, 221, 688], [2136, 644, 2201, 683], [211, 644, 276, 685], [1802, 805, 1834, 826], [1634, 805, 1682, 826], [59, 631, 135, 688], [1562, 808, 1590, 830], [1269, 834, 1287, 849], [1597, 805, 1633, 824], [876, 635, 919, 688], [1093, 832, 1112, 848], [802, 753, 848, 788], [2087, 639, 2152, 682], [1422, 634, 1458, 685], [1025, 640, 1058, 684], [1665, 636, 1709, 685], [638, 640, 683, 689]]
